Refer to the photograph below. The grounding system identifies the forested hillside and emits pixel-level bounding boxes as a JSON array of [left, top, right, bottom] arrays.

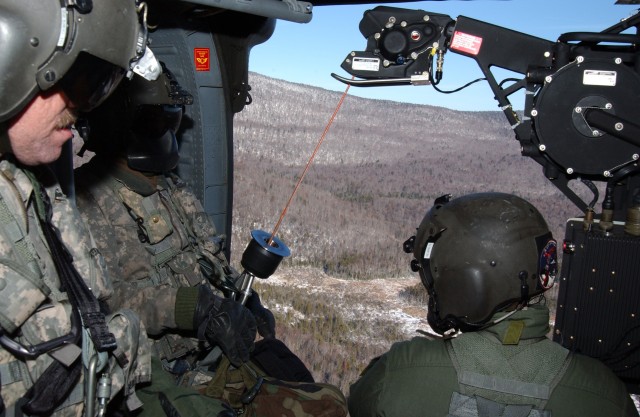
[[231, 72, 577, 279], [230, 73, 579, 391]]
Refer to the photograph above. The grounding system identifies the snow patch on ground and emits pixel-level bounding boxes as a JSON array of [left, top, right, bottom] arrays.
[[263, 266, 431, 339]]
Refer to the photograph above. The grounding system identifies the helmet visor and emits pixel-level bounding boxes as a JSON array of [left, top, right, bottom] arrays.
[[59, 53, 125, 112], [131, 104, 183, 138]]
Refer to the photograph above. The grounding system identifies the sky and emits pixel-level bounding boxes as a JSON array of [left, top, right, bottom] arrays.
[[248, 0, 640, 111]]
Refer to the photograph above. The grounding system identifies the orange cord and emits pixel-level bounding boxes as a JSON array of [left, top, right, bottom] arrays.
[[268, 81, 352, 244]]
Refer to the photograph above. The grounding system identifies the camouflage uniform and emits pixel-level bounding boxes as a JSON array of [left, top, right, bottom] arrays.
[[74, 156, 235, 394], [0, 156, 151, 416]]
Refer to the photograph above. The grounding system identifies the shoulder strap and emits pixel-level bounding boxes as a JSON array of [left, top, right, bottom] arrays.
[[446, 336, 572, 410], [25, 168, 116, 352]]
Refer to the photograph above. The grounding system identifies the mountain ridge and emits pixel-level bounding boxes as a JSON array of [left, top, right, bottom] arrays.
[[231, 71, 576, 279]]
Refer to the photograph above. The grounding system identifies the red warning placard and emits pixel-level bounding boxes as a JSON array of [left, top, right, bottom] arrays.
[[450, 31, 483, 56], [194, 48, 210, 71]]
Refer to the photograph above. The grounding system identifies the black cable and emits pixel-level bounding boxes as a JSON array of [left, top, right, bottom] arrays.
[[499, 78, 521, 88], [428, 54, 486, 94], [580, 178, 600, 208]]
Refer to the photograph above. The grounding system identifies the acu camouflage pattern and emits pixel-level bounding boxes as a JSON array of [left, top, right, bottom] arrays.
[[75, 157, 230, 355], [0, 158, 151, 415]]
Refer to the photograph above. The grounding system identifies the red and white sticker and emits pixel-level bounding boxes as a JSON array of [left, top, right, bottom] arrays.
[[450, 31, 483, 56]]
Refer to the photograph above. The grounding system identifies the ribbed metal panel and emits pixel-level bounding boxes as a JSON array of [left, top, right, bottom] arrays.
[[554, 220, 640, 388]]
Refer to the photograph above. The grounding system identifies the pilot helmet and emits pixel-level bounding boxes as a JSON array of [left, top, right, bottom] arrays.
[[0, 0, 154, 123], [80, 63, 193, 173], [407, 192, 557, 335]]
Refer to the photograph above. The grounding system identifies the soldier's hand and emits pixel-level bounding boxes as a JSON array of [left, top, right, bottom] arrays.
[[194, 286, 256, 366], [246, 291, 276, 339]]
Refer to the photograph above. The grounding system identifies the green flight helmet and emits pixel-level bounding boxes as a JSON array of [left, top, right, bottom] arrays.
[[0, 0, 156, 122], [409, 192, 557, 335], [79, 62, 193, 173]]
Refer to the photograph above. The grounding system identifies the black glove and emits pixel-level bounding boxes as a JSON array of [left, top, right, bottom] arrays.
[[246, 291, 276, 339], [193, 285, 257, 367]]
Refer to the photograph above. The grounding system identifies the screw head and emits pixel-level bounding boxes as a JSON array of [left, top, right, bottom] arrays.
[[44, 70, 56, 83]]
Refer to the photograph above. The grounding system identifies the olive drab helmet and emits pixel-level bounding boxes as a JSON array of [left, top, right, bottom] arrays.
[[405, 192, 557, 335], [79, 63, 193, 173], [0, 0, 160, 123]]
